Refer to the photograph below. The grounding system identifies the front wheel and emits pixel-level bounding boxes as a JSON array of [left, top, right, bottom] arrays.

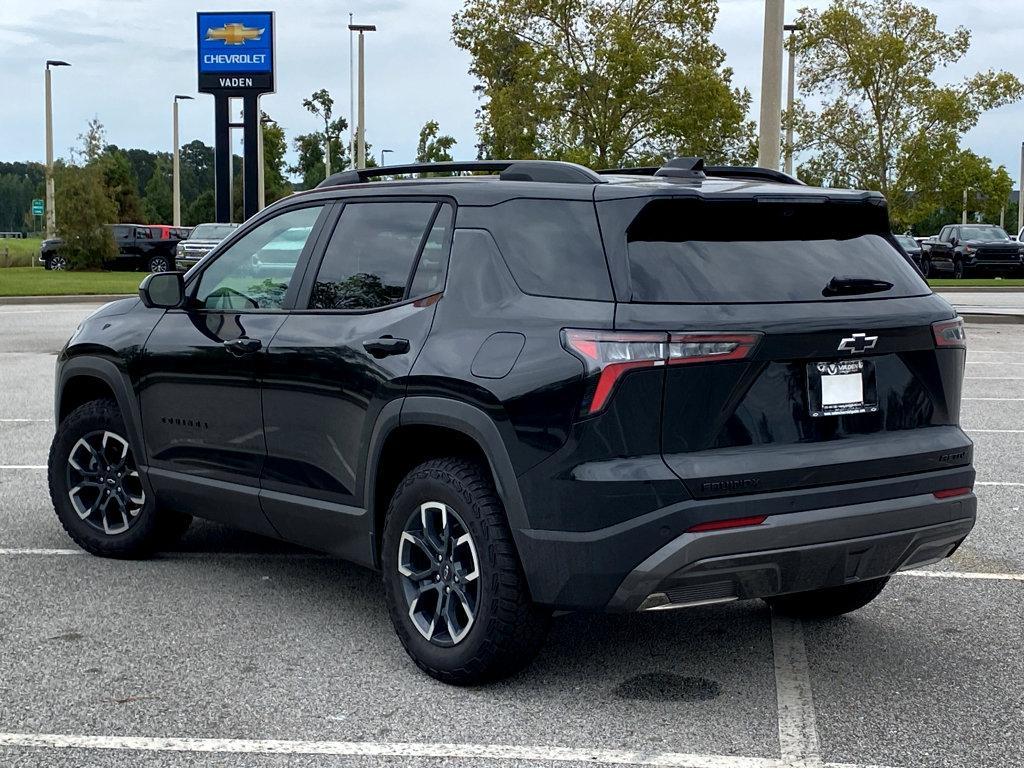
[[381, 457, 549, 685], [919, 257, 931, 278], [46, 255, 68, 271], [953, 259, 966, 279], [48, 399, 191, 558], [765, 577, 890, 619]]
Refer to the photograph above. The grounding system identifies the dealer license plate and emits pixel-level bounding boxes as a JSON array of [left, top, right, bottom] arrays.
[[807, 359, 878, 417]]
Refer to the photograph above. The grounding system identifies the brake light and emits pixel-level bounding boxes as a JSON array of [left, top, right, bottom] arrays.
[[932, 317, 966, 348], [687, 515, 767, 532], [933, 487, 972, 499], [561, 329, 762, 415]]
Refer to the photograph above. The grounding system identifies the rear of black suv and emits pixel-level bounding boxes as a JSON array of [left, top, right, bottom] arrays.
[[459, 176, 976, 616]]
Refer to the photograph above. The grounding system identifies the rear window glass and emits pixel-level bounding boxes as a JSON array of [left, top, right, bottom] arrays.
[[485, 199, 612, 301], [625, 199, 928, 303]]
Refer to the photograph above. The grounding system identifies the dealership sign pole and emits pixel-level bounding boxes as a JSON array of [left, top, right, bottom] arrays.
[[197, 12, 275, 223]]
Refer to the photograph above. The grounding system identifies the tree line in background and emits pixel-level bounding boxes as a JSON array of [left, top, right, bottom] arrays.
[[2, 0, 1021, 247]]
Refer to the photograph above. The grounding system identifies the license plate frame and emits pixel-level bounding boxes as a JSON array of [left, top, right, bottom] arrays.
[[807, 359, 878, 418]]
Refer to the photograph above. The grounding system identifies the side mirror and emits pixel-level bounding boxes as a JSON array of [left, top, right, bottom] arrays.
[[139, 271, 185, 309]]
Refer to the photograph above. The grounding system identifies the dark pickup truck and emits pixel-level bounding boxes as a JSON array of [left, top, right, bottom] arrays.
[[40, 224, 182, 272], [921, 224, 1024, 278]]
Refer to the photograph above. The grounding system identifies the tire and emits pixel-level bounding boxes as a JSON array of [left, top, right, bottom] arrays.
[[48, 398, 191, 558], [381, 457, 550, 685], [46, 255, 68, 271], [147, 254, 172, 273], [920, 257, 931, 278], [765, 577, 890, 619], [953, 259, 965, 279]]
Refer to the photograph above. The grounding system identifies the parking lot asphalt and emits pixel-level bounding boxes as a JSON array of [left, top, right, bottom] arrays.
[[0, 302, 1022, 768]]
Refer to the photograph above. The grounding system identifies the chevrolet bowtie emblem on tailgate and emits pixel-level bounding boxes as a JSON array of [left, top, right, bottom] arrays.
[[837, 333, 878, 354], [206, 23, 265, 45]]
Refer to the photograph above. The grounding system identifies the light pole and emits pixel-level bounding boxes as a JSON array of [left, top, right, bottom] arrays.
[[44, 59, 70, 240], [757, 0, 785, 170], [1018, 142, 1023, 238], [783, 23, 804, 177], [172, 94, 193, 227], [348, 23, 376, 170], [380, 149, 393, 166], [258, 115, 276, 210], [962, 187, 974, 225]]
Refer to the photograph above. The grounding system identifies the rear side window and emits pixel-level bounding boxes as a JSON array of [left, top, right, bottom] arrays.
[[485, 199, 612, 301], [311, 201, 449, 310], [625, 198, 928, 303]]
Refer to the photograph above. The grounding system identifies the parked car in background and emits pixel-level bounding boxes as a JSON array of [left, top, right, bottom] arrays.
[[174, 222, 240, 270], [894, 234, 927, 275], [40, 224, 181, 272], [149, 224, 191, 241], [921, 224, 1024, 278]]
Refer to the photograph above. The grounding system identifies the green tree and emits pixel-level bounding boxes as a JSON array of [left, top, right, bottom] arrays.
[[143, 157, 173, 223], [299, 89, 349, 179], [75, 117, 106, 164], [54, 162, 116, 269], [416, 120, 457, 163], [261, 113, 291, 205], [789, 0, 1023, 226], [100, 149, 144, 222], [452, 0, 756, 166]]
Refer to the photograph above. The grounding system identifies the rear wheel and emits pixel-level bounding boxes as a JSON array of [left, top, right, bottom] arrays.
[[48, 399, 191, 558], [381, 457, 549, 685], [765, 577, 889, 618], [147, 254, 172, 273]]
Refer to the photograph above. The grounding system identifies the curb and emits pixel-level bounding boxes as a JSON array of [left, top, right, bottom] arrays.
[[0, 294, 133, 306], [959, 312, 1024, 325], [933, 286, 1024, 293]]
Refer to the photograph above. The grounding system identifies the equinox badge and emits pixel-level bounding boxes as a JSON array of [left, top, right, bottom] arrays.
[[837, 333, 878, 354]]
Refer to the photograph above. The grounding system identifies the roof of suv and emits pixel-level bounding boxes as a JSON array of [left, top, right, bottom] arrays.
[[303, 157, 886, 208]]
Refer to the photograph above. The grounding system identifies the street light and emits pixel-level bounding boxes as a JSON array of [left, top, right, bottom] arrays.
[[380, 149, 393, 166], [962, 186, 974, 225], [348, 23, 376, 169], [783, 23, 804, 177], [757, 0, 784, 170], [172, 94, 193, 227], [44, 59, 70, 241]]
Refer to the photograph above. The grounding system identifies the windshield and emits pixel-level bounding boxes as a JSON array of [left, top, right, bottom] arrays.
[[189, 224, 238, 241], [895, 235, 917, 249], [960, 226, 1008, 242]]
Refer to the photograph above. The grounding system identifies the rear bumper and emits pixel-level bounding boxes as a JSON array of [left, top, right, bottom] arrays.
[[515, 465, 976, 610], [606, 492, 975, 612]]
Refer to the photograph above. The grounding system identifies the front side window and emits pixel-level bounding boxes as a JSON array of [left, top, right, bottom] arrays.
[[310, 201, 447, 310], [194, 205, 324, 311]]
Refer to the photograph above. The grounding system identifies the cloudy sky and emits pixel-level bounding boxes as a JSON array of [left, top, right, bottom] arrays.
[[1, 0, 1022, 186]]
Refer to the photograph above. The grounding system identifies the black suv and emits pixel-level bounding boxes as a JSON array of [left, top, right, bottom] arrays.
[[41, 224, 180, 272], [48, 158, 975, 684]]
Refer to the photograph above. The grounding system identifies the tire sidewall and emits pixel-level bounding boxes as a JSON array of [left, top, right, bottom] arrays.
[[381, 468, 503, 674], [49, 401, 160, 556]]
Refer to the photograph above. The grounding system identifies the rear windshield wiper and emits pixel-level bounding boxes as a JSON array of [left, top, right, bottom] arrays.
[[822, 275, 894, 297]]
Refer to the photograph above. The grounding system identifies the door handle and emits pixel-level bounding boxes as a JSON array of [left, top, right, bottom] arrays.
[[362, 336, 410, 358], [223, 337, 263, 356]]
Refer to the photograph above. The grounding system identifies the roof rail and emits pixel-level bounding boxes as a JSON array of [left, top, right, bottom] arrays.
[[317, 160, 607, 188], [596, 160, 804, 186]]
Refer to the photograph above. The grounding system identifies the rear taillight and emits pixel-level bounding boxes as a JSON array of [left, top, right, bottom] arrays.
[[932, 317, 966, 348], [561, 329, 762, 415]]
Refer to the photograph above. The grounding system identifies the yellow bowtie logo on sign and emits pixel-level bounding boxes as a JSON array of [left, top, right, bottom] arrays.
[[206, 23, 265, 45]]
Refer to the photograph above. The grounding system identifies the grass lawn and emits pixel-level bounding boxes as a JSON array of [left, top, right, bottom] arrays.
[[0, 266, 143, 297], [0, 238, 43, 268], [928, 278, 1024, 287]]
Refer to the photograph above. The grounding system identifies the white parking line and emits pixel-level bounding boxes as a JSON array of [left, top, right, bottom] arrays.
[[0, 732, 785, 768], [0, 465, 46, 470], [964, 429, 1024, 434], [963, 397, 1024, 402], [0, 419, 50, 423], [976, 481, 1024, 487], [770, 612, 822, 766], [899, 569, 1024, 582], [964, 376, 1024, 380]]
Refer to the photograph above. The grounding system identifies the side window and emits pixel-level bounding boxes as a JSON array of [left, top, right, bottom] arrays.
[[113, 226, 131, 241], [310, 201, 440, 310], [194, 205, 324, 311], [484, 199, 612, 301], [135, 227, 151, 240], [408, 204, 454, 298]]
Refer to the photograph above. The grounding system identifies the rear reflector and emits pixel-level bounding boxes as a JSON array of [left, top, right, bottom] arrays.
[[687, 515, 767, 533], [933, 487, 972, 499], [561, 329, 762, 415], [932, 317, 966, 348]]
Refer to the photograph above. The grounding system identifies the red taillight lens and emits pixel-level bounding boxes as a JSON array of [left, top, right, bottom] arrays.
[[561, 329, 762, 415], [932, 317, 966, 348], [687, 515, 767, 532], [933, 487, 972, 499]]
